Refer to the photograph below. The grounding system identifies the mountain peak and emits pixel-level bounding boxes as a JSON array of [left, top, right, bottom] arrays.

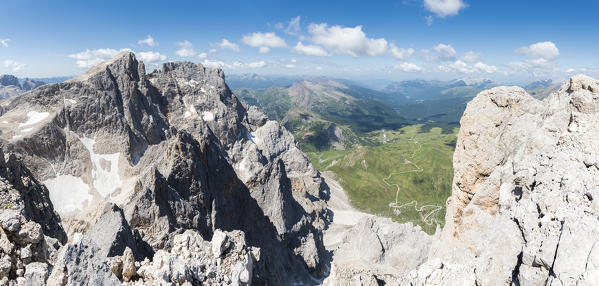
[[67, 51, 142, 83]]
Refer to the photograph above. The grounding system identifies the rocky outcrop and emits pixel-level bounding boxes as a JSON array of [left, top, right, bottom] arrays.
[[0, 52, 329, 284], [421, 75, 599, 285]]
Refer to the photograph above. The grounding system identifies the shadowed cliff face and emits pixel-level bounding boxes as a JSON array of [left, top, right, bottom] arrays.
[[0, 52, 330, 285]]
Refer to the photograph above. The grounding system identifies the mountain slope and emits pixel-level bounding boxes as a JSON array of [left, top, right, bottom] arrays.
[[235, 78, 405, 151], [0, 52, 329, 284]]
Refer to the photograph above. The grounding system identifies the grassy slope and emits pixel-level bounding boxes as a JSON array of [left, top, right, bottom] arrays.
[[308, 125, 457, 234]]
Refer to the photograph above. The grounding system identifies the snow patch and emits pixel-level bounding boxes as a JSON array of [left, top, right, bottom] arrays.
[[64, 99, 77, 104], [21, 127, 33, 133], [80, 137, 123, 197], [200, 87, 206, 93], [210, 85, 215, 89], [19, 111, 49, 127], [202, 111, 214, 121], [43, 175, 92, 213]]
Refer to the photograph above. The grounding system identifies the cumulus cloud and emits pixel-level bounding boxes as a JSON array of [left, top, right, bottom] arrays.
[[68, 48, 130, 68], [508, 58, 558, 77], [394, 62, 423, 72], [438, 60, 497, 74], [424, 0, 467, 17], [258, 46, 271, 54], [307, 23, 388, 57], [138, 35, 157, 47], [137, 51, 166, 64], [390, 44, 414, 60], [461, 51, 480, 63], [241, 32, 287, 53], [516, 41, 559, 60], [0, 39, 9, 48], [197, 52, 207, 59], [176, 40, 195, 57], [218, 39, 240, 52], [293, 42, 330, 56], [421, 43, 456, 62], [247, 61, 266, 68], [3, 59, 25, 72], [434, 43, 457, 60], [202, 59, 266, 69]]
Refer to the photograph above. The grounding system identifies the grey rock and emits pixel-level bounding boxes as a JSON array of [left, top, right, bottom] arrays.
[[211, 229, 229, 258], [87, 203, 138, 260], [49, 236, 120, 286], [24, 262, 48, 286]]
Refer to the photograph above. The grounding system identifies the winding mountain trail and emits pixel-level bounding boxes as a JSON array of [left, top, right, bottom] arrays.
[[382, 138, 443, 226]]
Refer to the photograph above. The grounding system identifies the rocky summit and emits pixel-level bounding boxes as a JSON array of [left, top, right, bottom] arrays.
[[2, 51, 599, 286], [0, 52, 329, 285]]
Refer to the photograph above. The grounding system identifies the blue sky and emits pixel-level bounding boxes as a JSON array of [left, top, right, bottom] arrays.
[[1, 0, 598, 83]]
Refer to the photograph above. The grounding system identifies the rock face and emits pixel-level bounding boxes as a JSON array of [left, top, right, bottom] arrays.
[[0, 52, 329, 285], [421, 74, 599, 285]]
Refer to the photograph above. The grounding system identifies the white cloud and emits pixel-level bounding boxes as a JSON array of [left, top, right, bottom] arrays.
[[138, 35, 157, 47], [315, 66, 323, 70], [508, 58, 558, 77], [202, 59, 227, 69], [68, 48, 130, 68], [3, 59, 25, 72], [201, 59, 266, 69], [437, 60, 497, 74], [176, 40, 195, 57], [566, 68, 576, 73], [0, 39, 9, 48], [422, 43, 456, 62], [390, 44, 414, 60], [394, 62, 423, 72], [473, 62, 497, 73], [247, 61, 266, 68], [137, 51, 166, 64], [241, 32, 287, 53], [516, 41, 559, 60], [209, 49, 217, 53], [286, 64, 296, 68], [218, 39, 240, 52], [461, 51, 479, 63], [308, 23, 388, 57], [258, 46, 271, 54], [291, 59, 297, 63], [424, 0, 467, 17], [197, 52, 207, 59], [293, 42, 330, 56], [433, 43, 456, 60]]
